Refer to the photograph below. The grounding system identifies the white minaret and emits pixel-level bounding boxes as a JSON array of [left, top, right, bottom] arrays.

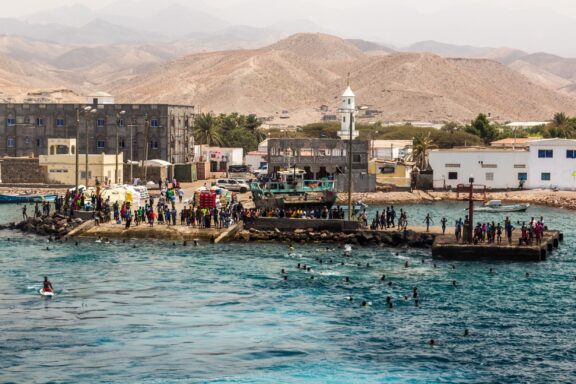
[[337, 85, 359, 140]]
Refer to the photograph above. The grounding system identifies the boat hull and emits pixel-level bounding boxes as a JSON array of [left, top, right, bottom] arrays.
[[0, 194, 58, 204], [475, 204, 530, 213]]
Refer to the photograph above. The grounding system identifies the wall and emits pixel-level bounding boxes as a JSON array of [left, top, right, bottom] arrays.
[[334, 173, 376, 192], [246, 217, 361, 232], [39, 152, 123, 186], [527, 139, 576, 190], [1, 158, 47, 184], [0, 103, 194, 163], [245, 152, 267, 170], [429, 149, 529, 190], [174, 163, 197, 182]]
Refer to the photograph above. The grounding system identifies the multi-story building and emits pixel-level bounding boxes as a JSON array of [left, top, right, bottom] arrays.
[[0, 99, 195, 164]]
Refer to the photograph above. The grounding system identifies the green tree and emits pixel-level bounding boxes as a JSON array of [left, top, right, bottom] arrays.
[[194, 113, 223, 147], [465, 113, 498, 145], [222, 128, 259, 153], [552, 112, 567, 127], [411, 133, 437, 170]]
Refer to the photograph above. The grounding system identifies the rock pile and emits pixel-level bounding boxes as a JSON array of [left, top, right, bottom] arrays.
[[1, 215, 84, 238], [237, 227, 435, 248]]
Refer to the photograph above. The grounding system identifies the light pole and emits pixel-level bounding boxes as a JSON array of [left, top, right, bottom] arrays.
[[143, 114, 150, 181], [468, 175, 475, 244], [115, 110, 126, 184], [85, 108, 97, 186], [129, 118, 136, 183]]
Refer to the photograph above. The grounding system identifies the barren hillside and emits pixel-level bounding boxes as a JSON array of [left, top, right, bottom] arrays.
[[111, 33, 576, 124]]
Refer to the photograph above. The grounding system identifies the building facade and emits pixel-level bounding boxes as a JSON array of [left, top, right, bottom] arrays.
[[266, 138, 374, 192], [429, 138, 576, 191], [429, 147, 530, 190], [39, 138, 123, 186], [527, 139, 576, 190], [0, 102, 195, 164]]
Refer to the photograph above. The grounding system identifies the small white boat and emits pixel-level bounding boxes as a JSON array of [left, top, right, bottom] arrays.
[[475, 200, 530, 213], [39, 288, 54, 297]]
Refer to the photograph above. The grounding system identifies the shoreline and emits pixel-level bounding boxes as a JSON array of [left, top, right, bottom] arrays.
[[338, 189, 576, 210]]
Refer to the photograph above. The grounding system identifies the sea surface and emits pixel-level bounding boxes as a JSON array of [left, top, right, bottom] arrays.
[[1, 202, 575, 383]]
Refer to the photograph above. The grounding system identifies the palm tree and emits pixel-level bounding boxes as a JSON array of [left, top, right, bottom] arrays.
[[193, 113, 223, 161], [411, 133, 437, 171], [244, 114, 266, 143], [194, 113, 223, 147], [552, 112, 568, 128]]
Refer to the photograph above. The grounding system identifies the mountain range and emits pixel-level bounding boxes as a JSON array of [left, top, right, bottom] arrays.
[[0, 2, 575, 124]]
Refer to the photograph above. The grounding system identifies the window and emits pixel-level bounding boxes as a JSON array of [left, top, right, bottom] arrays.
[[97, 118, 105, 127], [7, 138, 15, 148], [118, 119, 125, 127], [514, 164, 526, 168], [348, 99, 351, 105], [481, 164, 497, 168], [353, 154, 361, 163], [56, 118, 65, 127], [342, 116, 346, 123], [80, 171, 92, 179], [36, 139, 41, 147], [119, 139, 126, 148], [96, 140, 106, 149], [448, 172, 458, 180], [485, 172, 494, 181], [25, 137, 30, 145], [567, 150, 576, 159], [150, 141, 159, 149], [541, 172, 551, 181], [518, 172, 527, 181], [6, 118, 16, 127], [150, 119, 159, 128], [36, 118, 44, 126], [538, 149, 553, 158], [445, 164, 461, 168]]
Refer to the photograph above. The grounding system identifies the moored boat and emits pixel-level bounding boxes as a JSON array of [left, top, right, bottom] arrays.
[[0, 193, 58, 204], [474, 200, 530, 213]]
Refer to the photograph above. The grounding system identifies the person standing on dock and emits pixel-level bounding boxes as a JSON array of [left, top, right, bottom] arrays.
[[22, 205, 28, 220], [505, 217, 514, 245], [424, 214, 434, 232], [440, 217, 447, 234]]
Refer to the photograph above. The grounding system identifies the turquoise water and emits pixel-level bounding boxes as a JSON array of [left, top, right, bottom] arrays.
[[0, 202, 575, 383]]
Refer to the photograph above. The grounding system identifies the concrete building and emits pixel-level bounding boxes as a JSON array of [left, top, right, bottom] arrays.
[[527, 138, 576, 190], [39, 138, 123, 186], [267, 138, 375, 192], [429, 138, 576, 191], [192, 146, 244, 172], [429, 147, 529, 190], [0, 102, 194, 164], [490, 137, 541, 149], [370, 140, 412, 160], [245, 150, 267, 171], [370, 160, 413, 188]]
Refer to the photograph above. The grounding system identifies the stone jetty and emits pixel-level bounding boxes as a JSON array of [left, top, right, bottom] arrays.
[[1, 215, 84, 238]]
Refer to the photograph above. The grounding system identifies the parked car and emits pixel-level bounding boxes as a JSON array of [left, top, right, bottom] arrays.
[[214, 178, 250, 193]]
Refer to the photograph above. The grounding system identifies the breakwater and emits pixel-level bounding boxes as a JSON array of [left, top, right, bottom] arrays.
[[1, 215, 85, 238]]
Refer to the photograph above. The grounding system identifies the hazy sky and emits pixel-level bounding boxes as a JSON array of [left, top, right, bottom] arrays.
[[4, 0, 576, 56]]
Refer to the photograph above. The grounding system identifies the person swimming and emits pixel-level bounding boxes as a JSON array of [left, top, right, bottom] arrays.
[[464, 329, 470, 336], [361, 301, 367, 307], [380, 274, 386, 281], [43, 276, 54, 293], [525, 272, 530, 278], [404, 261, 409, 268], [452, 280, 458, 287], [388, 281, 393, 287], [429, 339, 437, 346], [413, 287, 418, 298], [345, 277, 350, 283]]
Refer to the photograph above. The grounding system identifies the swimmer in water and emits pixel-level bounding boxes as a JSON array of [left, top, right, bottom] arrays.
[[193, 240, 199, 246], [297, 263, 301, 269], [452, 280, 457, 287], [345, 276, 350, 283], [433, 263, 437, 268], [310, 276, 314, 280], [464, 329, 470, 336], [404, 261, 409, 268], [283, 276, 288, 281], [489, 268, 495, 274], [348, 296, 353, 302], [281, 269, 286, 274], [452, 265, 456, 270], [413, 287, 418, 298], [429, 339, 437, 346], [361, 301, 367, 307], [388, 281, 393, 287], [380, 274, 386, 281], [366, 263, 370, 268], [525, 272, 530, 278], [42, 276, 54, 293]]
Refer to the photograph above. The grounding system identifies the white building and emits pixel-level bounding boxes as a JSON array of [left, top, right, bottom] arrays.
[[429, 147, 529, 190], [371, 140, 412, 160], [429, 138, 576, 191], [192, 145, 244, 172], [337, 86, 359, 140], [87, 92, 115, 105], [245, 151, 267, 171], [527, 138, 576, 190]]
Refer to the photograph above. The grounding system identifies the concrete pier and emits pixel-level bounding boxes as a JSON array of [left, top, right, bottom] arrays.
[[432, 230, 562, 262]]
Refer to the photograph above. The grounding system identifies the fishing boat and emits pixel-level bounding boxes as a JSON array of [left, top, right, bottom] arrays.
[[474, 200, 530, 213], [0, 193, 58, 204], [251, 171, 337, 210]]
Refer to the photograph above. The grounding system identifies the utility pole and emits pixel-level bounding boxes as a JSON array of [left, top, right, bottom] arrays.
[[115, 110, 126, 184], [130, 119, 135, 183], [468, 176, 475, 244], [75, 108, 80, 192], [347, 110, 353, 221], [143, 114, 150, 181]]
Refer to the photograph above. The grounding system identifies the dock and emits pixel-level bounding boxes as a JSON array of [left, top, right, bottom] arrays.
[[432, 230, 563, 262]]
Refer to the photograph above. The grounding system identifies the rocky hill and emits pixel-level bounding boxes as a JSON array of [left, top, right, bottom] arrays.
[[110, 33, 576, 124]]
